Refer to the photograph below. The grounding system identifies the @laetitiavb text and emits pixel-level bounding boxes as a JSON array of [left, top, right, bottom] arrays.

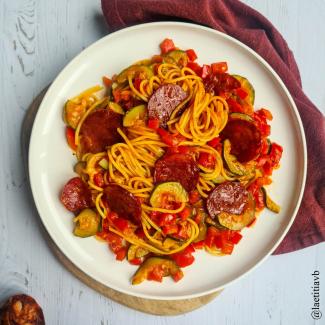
[[311, 270, 322, 320]]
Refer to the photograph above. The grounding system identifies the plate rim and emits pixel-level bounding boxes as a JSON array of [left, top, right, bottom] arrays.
[[28, 21, 307, 300]]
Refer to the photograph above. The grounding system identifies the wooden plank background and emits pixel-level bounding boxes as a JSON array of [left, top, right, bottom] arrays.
[[0, 0, 324, 324]]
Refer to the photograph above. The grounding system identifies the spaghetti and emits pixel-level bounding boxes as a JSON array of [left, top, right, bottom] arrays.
[[60, 38, 283, 285]]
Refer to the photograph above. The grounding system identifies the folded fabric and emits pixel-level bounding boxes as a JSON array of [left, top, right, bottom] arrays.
[[101, 0, 325, 254]]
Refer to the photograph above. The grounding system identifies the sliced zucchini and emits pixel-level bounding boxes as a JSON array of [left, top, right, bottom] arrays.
[[212, 175, 226, 184], [163, 50, 188, 67], [150, 182, 189, 208], [123, 105, 147, 127], [108, 101, 124, 115], [262, 187, 280, 213], [73, 209, 100, 237], [98, 158, 109, 170], [163, 237, 179, 249], [132, 257, 182, 285], [223, 139, 247, 176], [229, 112, 254, 122], [218, 194, 255, 231], [127, 245, 149, 261], [116, 65, 153, 84], [232, 75, 255, 105], [64, 100, 86, 129]]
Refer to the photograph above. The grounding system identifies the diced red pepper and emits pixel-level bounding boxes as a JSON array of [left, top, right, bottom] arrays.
[[115, 247, 127, 261], [179, 207, 191, 220], [171, 245, 195, 267], [93, 173, 105, 188], [113, 217, 130, 232], [227, 98, 244, 113], [66, 127, 77, 151], [269, 143, 283, 167], [162, 224, 178, 235], [151, 55, 163, 63], [147, 266, 164, 282], [157, 128, 179, 146], [129, 258, 142, 265], [211, 62, 228, 74], [205, 227, 220, 248], [133, 77, 142, 91], [221, 240, 234, 255], [187, 62, 202, 75], [201, 64, 211, 79], [230, 232, 243, 244], [135, 228, 146, 239], [189, 191, 200, 204], [103, 76, 112, 87], [148, 118, 160, 130], [198, 152, 216, 169], [185, 49, 198, 61], [192, 240, 205, 250], [235, 87, 248, 99], [160, 38, 175, 54], [158, 213, 177, 227], [172, 270, 184, 282], [258, 108, 273, 121], [174, 223, 190, 240]]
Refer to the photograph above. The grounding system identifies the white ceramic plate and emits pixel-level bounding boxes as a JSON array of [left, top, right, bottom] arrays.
[[29, 22, 306, 300]]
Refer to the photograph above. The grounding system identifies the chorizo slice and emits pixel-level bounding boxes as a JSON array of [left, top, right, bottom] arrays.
[[154, 153, 199, 192], [220, 119, 261, 163], [79, 108, 122, 155], [60, 177, 92, 213], [206, 182, 249, 218], [0, 294, 45, 325], [148, 84, 187, 128], [104, 184, 141, 225]]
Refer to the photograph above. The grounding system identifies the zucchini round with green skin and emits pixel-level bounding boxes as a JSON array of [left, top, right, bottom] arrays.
[[229, 112, 254, 122], [131, 257, 183, 285], [163, 50, 188, 67], [150, 182, 189, 208], [262, 187, 281, 213], [232, 75, 255, 105], [123, 105, 147, 127], [218, 194, 255, 231], [116, 65, 153, 84], [73, 209, 100, 237], [223, 139, 247, 176]]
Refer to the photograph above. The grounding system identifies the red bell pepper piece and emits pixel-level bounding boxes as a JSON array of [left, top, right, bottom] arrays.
[[192, 240, 205, 250], [157, 128, 178, 146], [171, 245, 195, 267], [160, 38, 175, 54], [93, 173, 105, 188], [115, 247, 127, 261], [211, 62, 228, 74], [66, 127, 77, 151], [227, 98, 244, 113], [207, 137, 221, 148], [129, 258, 142, 265], [187, 62, 202, 75], [201, 64, 211, 79], [158, 213, 177, 227], [162, 224, 178, 235], [185, 49, 198, 61], [230, 232, 243, 244], [148, 118, 160, 130], [198, 152, 216, 169], [189, 191, 200, 204], [179, 207, 191, 220], [235, 87, 248, 99], [102, 76, 112, 87]]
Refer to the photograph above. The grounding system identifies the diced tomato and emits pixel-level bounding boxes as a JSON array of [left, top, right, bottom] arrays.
[[147, 266, 164, 282], [160, 38, 175, 54], [107, 211, 119, 222], [174, 223, 190, 240], [135, 228, 146, 239], [115, 247, 127, 261], [172, 270, 184, 282], [185, 49, 198, 61], [221, 240, 234, 255], [93, 173, 105, 188], [192, 240, 205, 249], [235, 87, 248, 99], [66, 127, 77, 151], [269, 143, 283, 167], [171, 245, 195, 267], [179, 207, 191, 220], [148, 118, 160, 130], [201, 64, 211, 79], [151, 55, 163, 63], [198, 152, 216, 169], [187, 61, 202, 75], [230, 232, 243, 244], [158, 213, 177, 227], [102, 76, 112, 87], [129, 258, 142, 265], [162, 224, 178, 235], [189, 191, 200, 204], [211, 62, 228, 74], [227, 98, 244, 113], [214, 235, 223, 249], [205, 227, 220, 248]]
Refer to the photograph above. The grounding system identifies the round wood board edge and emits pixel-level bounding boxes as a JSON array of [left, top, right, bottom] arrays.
[[21, 87, 222, 316]]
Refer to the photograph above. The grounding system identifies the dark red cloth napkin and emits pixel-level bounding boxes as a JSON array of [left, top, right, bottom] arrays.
[[101, 0, 325, 254]]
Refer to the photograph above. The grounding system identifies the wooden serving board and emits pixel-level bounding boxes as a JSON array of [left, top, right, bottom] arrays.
[[21, 87, 221, 315]]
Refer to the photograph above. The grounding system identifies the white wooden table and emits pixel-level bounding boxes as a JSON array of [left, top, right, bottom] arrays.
[[1, 1, 324, 324]]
